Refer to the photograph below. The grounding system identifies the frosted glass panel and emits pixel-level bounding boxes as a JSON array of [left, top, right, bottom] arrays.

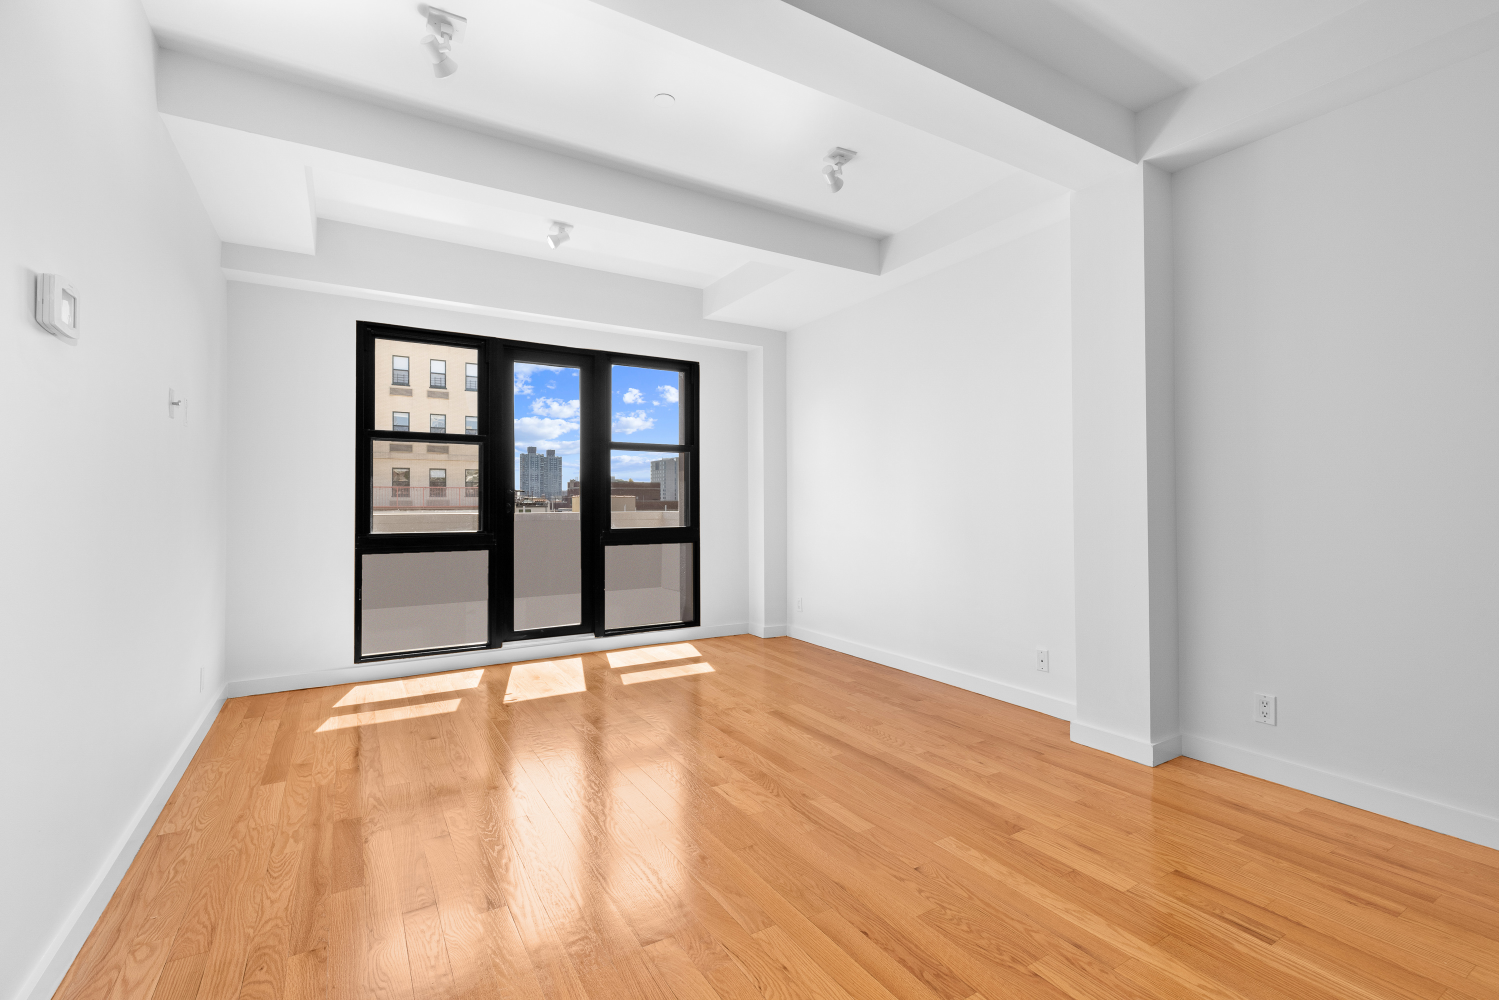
[[604, 544, 692, 630], [361, 550, 488, 655]]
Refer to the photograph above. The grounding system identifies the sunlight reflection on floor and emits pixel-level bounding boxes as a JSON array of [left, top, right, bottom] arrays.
[[606, 643, 700, 668], [504, 657, 587, 703], [334, 668, 485, 707], [619, 662, 715, 685], [316, 698, 462, 731]]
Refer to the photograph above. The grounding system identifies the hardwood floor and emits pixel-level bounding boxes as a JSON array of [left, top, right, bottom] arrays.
[[55, 635, 1499, 1000]]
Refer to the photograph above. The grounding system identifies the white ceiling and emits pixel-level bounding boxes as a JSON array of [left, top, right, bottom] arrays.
[[144, 0, 1014, 236], [924, 0, 1368, 109]]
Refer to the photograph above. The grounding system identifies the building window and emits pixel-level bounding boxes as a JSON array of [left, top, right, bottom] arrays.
[[357, 322, 698, 661]]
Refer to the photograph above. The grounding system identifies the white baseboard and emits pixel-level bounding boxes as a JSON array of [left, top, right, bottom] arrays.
[[226, 623, 753, 698], [1070, 721, 1183, 766], [787, 626, 1075, 721], [1181, 734, 1499, 850], [19, 688, 227, 1000], [750, 624, 788, 639]]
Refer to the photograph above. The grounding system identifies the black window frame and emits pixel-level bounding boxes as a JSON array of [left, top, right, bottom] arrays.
[[355, 321, 700, 662]]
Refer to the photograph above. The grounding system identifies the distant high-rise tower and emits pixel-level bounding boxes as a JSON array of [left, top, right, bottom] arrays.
[[519, 446, 564, 497], [651, 457, 679, 501]]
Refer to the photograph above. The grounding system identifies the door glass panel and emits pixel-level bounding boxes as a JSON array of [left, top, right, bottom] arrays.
[[514, 363, 583, 631], [609, 451, 685, 528], [371, 440, 479, 533], [374, 339, 478, 432], [611, 365, 681, 445], [605, 543, 693, 629], [361, 550, 488, 655]]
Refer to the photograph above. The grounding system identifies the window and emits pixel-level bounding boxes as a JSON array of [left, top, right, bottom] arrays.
[[357, 322, 698, 661]]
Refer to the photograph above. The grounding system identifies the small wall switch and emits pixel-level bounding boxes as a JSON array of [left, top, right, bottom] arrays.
[[1036, 648, 1050, 672], [1255, 693, 1276, 726], [795, 597, 804, 613]]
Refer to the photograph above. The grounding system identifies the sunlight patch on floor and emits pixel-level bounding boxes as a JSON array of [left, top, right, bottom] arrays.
[[504, 658, 587, 703], [606, 643, 701, 668], [316, 698, 461, 731], [620, 662, 714, 685], [334, 668, 484, 707]]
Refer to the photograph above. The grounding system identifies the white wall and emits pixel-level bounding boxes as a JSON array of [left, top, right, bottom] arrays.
[[225, 282, 750, 688], [1174, 47, 1499, 846], [0, 1, 229, 997], [787, 223, 1076, 718]]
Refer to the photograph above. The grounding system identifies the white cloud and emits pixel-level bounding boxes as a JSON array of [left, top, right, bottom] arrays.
[[515, 363, 566, 396], [651, 400, 660, 406], [611, 452, 652, 471], [531, 397, 580, 419], [622, 387, 644, 404], [612, 410, 655, 435], [514, 416, 579, 441], [658, 384, 679, 403], [515, 438, 581, 456]]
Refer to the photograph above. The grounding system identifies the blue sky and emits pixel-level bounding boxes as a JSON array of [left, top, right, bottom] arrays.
[[513, 363, 680, 486]]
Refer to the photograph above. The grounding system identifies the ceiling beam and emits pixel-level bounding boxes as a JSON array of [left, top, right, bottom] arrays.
[[1138, 0, 1499, 171], [574, 0, 1133, 190], [224, 220, 782, 348], [158, 49, 882, 274]]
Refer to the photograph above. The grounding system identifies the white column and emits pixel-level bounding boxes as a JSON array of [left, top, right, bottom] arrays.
[[747, 338, 788, 637], [1068, 163, 1179, 765]]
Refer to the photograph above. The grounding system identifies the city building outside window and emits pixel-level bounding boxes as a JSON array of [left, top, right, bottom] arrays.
[[465, 468, 480, 496], [392, 355, 409, 385], [430, 414, 446, 433], [429, 468, 447, 497], [392, 411, 410, 432], [430, 359, 446, 389], [466, 362, 478, 391], [465, 415, 478, 435], [391, 468, 410, 497]]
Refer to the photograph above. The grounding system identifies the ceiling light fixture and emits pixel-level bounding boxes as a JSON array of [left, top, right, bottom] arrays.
[[420, 5, 466, 78], [822, 147, 857, 193], [546, 221, 573, 249]]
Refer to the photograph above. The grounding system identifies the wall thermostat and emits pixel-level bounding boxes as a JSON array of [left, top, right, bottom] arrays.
[[35, 273, 80, 344]]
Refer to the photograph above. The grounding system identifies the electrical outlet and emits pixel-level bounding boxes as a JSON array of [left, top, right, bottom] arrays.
[[1035, 648, 1050, 672], [1255, 693, 1276, 726], [795, 597, 804, 613]]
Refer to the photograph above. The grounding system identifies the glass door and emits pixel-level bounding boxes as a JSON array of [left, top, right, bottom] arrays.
[[505, 351, 594, 640]]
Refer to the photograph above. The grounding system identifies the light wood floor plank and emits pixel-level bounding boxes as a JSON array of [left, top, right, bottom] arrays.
[[53, 637, 1499, 1000]]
